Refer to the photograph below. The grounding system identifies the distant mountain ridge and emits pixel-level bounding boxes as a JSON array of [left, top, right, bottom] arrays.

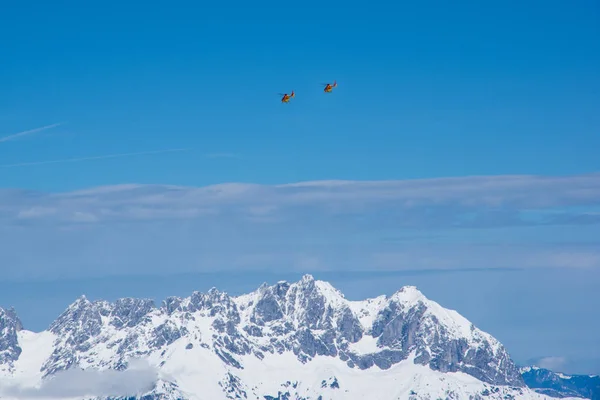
[[0, 275, 591, 399], [520, 366, 600, 399]]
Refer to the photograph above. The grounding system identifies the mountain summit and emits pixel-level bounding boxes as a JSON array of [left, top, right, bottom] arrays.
[[0, 275, 587, 399]]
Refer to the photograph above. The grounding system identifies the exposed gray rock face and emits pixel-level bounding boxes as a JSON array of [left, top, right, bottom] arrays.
[[1, 274, 527, 398], [337, 306, 363, 343], [365, 289, 523, 386], [42, 295, 158, 376], [110, 298, 155, 329], [233, 276, 524, 387], [0, 307, 23, 368]]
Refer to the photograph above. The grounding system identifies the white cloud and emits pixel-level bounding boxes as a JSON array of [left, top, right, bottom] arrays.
[[0, 123, 62, 143], [1, 173, 599, 225], [537, 356, 567, 371], [17, 207, 56, 219], [1, 173, 599, 280], [0, 358, 158, 399]]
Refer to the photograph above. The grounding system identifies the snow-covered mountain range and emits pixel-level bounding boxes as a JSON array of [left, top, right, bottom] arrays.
[[0, 275, 590, 399]]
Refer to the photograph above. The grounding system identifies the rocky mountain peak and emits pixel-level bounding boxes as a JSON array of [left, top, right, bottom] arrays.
[[388, 285, 427, 305], [0, 307, 23, 368], [109, 298, 156, 329], [0, 277, 534, 398], [299, 273, 316, 285], [49, 295, 106, 335], [0, 307, 23, 332]]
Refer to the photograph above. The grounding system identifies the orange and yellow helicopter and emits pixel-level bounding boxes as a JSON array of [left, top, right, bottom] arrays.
[[322, 80, 337, 93], [279, 90, 295, 103]]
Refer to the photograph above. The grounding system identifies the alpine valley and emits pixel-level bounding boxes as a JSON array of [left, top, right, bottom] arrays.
[[0, 275, 593, 400]]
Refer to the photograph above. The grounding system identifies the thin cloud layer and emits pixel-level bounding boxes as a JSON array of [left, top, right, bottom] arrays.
[[1, 172, 600, 226], [535, 356, 568, 371], [1, 173, 599, 280], [0, 358, 158, 399], [0, 123, 62, 143]]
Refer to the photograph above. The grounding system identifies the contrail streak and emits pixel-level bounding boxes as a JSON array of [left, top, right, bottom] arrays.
[[0, 123, 63, 143], [0, 148, 190, 168]]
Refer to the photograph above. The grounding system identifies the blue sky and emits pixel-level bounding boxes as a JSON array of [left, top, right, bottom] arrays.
[[1, 0, 599, 375]]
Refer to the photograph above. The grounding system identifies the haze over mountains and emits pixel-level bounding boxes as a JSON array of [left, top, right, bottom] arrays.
[[0, 275, 596, 399]]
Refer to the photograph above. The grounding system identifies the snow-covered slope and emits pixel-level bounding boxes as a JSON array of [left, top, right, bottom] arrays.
[[0, 275, 588, 399]]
